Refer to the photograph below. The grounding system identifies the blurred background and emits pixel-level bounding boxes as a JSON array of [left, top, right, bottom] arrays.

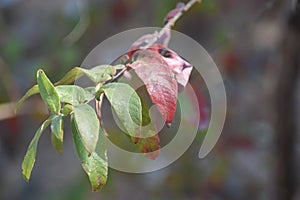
[[0, 0, 299, 199]]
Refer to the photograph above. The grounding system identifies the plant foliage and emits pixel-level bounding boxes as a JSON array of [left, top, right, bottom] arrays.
[[16, 0, 200, 191]]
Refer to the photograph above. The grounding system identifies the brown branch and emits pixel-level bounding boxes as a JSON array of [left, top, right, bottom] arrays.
[[144, 0, 202, 48]]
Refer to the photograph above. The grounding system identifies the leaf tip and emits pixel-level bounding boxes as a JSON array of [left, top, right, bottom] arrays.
[[166, 122, 172, 128], [145, 150, 160, 160], [14, 106, 19, 114], [37, 69, 44, 74], [21, 165, 31, 182], [91, 175, 106, 192], [22, 173, 30, 182]]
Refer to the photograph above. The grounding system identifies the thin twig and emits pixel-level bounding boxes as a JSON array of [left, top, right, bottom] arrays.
[[109, 0, 202, 80], [144, 0, 202, 48], [109, 67, 128, 83], [109, 0, 202, 82]]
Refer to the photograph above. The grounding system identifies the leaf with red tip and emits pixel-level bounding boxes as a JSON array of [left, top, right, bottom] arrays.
[[128, 49, 178, 124], [136, 134, 160, 160]]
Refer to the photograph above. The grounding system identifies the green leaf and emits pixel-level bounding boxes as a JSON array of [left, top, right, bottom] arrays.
[[81, 65, 116, 84], [84, 87, 96, 101], [54, 67, 85, 86], [61, 104, 73, 116], [56, 85, 86, 105], [71, 115, 108, 191], [37, 69, 61, 114], [51, 115, 64, 154], [55, 65, 118, 85], [101, 83, 142, 142], [22, 115, 55, 181], [15, 85, 39, 113], [73, 104, 100, 154]]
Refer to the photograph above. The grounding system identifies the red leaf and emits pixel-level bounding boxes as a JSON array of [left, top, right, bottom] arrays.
[[136, 134, 160, 160], [149, 45, 193, 88], [128, 49, 178, 124]]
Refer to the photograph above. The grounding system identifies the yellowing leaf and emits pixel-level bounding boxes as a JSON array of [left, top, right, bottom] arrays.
[[71, 115, 108, 191]]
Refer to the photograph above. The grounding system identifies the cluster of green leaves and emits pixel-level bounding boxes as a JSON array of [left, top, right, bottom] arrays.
[[16, 64, 152, 191]]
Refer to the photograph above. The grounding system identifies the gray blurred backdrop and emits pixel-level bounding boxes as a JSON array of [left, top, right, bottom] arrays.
[[0, 0, 299, 199]]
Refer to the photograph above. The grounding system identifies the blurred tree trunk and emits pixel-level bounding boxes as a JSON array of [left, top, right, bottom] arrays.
[[275, 1, 300, 200]]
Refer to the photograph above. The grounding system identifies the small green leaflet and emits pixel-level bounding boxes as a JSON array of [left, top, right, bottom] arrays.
[[37, 69, 61, 114], [51, 115, 64, 154], [73, 104, 100, 154], [71, 115, 108, 191], [100, 82, 142, 143], [22, 115, 55, 181]]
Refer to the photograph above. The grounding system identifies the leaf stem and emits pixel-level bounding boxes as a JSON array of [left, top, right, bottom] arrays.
[[109, 67, 127, 82], [144, 0, 202, 48]]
